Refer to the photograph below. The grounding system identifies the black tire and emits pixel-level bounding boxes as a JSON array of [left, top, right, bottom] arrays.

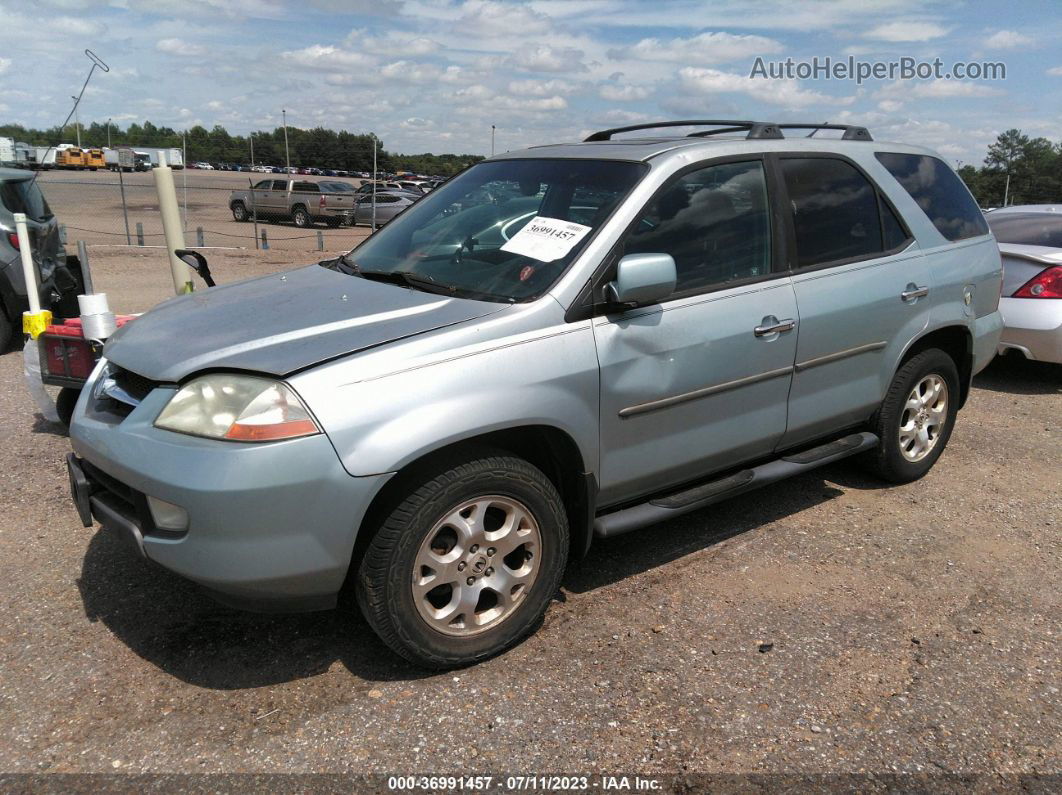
[[231, 202, 248, 222], [356, 453, 569, 669], [55, 387, 81, 427], [864, 348, 960, 483], [0, 308, 12, 353], [292, 206, 311, 228], [325, 218, 341, 228]]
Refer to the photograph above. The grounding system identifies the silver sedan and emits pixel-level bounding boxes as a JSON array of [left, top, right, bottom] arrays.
[[352, 190, 416, 227], [986, 206, 1062, 364]]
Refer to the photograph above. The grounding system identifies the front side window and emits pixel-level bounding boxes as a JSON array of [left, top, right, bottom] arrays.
[[624, 160, 772, 292], [782, 157, 884, 267], [875, 152, 988, 241], [343, 158, 647, 302]]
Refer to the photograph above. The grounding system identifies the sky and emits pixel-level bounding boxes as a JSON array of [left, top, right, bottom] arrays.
[[1, 0, 1061, 163]]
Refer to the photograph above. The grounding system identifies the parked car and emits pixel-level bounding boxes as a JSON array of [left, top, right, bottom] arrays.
[[351, 190, 415, 227], [67, 119, 1002, 668], [193, 162, 214, 170], [0, 168, 81, 350], [228, 179, 355, 227], [985, 205, 1062, 363]]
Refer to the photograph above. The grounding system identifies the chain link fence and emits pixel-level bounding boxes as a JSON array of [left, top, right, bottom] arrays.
[[35, 170, 373, 255]]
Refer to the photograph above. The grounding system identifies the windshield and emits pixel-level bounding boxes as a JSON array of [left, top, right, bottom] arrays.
[[988, 213, 1062, 248], [0, 178, 53, 221], [343, 158, 647, 302]]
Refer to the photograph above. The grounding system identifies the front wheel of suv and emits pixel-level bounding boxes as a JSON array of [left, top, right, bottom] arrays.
[[356, 453, 569, 668], [865, 348, 960, 483], [291, 206, 311, 228]]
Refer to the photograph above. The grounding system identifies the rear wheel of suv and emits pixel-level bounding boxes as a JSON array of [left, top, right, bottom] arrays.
[[356, 453, 569, 668], [865, 348, 960, 483]]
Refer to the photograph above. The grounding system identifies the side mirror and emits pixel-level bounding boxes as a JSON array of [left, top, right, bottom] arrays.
[[607, 253, 677, 306], [175, 249, 215, 288]]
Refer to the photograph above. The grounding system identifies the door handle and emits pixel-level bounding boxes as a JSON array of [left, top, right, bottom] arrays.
[[901, 286, 929, 301], [754, 318, 796, 337]]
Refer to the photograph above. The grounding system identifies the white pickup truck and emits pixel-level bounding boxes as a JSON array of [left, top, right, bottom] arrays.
[[228, 179, 355, 228]]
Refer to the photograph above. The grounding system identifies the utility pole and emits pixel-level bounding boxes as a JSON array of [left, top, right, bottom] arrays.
[[1003, 172, 1010, 207], [282, 109, 290, 173], [249, 132, 255, 168], [71, 96, 81, 147], [107, 117, 112, 148], [491, 125, 496, 157], [372, 133, 377, 231]]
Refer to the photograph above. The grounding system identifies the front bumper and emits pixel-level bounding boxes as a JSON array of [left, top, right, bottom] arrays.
[[998, 297, 1062, 364], [68, 370, 391, 611]]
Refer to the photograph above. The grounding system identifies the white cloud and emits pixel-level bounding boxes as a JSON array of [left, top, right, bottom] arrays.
[[878, 99, 904, 112], [52, 16, 105, 36], [878, 79, 1004, 99], [1048, 66, 1062, 76], [510, 45, 587, 73], [507, 78, 578, 96], [156, 37, 208, 57], [864, 21, 949, 42], [613, 32, 784, 65], [983, 30, 1034, 49], [0, 57, 10, 75], [346, 28, 440, 56], [599, 83, 650, 101], [206, 100, 225, 110], [455, 0, 553, 36], [280, 44, 374, 69], [380, 60, 442, 83], [680, 66, 850, 108]]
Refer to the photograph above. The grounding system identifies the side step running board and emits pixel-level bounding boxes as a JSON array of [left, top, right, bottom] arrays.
[[593, 432, 879, 539]]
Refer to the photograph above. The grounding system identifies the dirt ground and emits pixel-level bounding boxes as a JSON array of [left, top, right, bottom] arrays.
[[0, 255, 1059, 784]]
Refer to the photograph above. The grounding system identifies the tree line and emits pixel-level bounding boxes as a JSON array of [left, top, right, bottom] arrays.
[[957, 129, 1062, 208], [0, 120, 484, 176]]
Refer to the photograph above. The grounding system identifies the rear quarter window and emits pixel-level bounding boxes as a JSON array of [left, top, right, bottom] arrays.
[[875, 152, 988, 242], [0, 179, 53, 221]]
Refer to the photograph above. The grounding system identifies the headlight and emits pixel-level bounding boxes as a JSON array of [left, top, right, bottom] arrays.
[[154, 374, 320, 442]]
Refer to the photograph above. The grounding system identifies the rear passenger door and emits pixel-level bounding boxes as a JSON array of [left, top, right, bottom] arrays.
[[775, 154, 930, 449], [594, 158, 799, 505]]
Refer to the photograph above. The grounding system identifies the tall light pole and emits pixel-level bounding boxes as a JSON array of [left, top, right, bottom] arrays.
[[249, 131, 255, 168], [491, 125, 496, 157], [106, 117, 112, 148], [71, 96, 81, 147], [282, 109, 290, 173], [371, 133, 377, 231]]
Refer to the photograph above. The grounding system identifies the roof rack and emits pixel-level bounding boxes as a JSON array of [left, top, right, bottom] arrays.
[[583, 119, 872, 142]]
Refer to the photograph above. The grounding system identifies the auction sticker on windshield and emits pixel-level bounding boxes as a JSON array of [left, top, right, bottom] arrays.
[[500, 216, 592, 262]]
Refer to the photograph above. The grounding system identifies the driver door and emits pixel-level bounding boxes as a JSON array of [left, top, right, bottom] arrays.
[[593, 158, 799, 505]]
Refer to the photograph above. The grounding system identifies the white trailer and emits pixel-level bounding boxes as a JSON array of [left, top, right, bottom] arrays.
[[135, 147, 184, 169], [0, 137, 15, 165]]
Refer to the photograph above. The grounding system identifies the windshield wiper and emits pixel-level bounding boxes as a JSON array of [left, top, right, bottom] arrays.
[[356, 268, 459, 296]]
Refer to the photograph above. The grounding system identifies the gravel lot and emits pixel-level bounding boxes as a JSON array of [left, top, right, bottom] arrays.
[[0, 257, 1059, 782]]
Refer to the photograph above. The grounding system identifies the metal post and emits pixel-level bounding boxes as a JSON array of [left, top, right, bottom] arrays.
[[317, 230, 324, 251], [491, 125, 495, 156], [1003, 172, 1010, 207], [117, 165, 131, 245], [72, 96, 81, 148], [282, 109, 290, 174], [76, 239, 95, 294], [182, 130, 188, 232], [152, 151, 193, 294], [371, 135, 377, 231], [249, 133, 255, 168], [261, 229, 269, 250], [107, 117, 112, 148], [197, 226, 205, 247], [249, 178, 259, 250], [136, 222, 144, 246]]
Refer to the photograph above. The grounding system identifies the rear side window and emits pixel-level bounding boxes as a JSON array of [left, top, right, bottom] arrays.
[[781, 157, 883, 267], [0, 179, 53, 221], [875, 152, 988, 241], [293, 181, 319, 193]]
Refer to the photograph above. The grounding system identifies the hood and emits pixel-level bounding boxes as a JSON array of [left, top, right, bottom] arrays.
[[103, 264, 505, 382]]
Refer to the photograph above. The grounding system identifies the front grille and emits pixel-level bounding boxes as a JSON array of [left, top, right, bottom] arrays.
[[112, 367, 159, 402]]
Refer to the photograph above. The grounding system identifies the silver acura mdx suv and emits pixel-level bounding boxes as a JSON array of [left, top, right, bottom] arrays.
[[67, 120, 1003, 668]]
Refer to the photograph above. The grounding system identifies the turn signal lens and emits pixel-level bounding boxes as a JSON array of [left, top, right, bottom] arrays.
[[155, 374, 320, 442], [1013, 265, 1062, 299]]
